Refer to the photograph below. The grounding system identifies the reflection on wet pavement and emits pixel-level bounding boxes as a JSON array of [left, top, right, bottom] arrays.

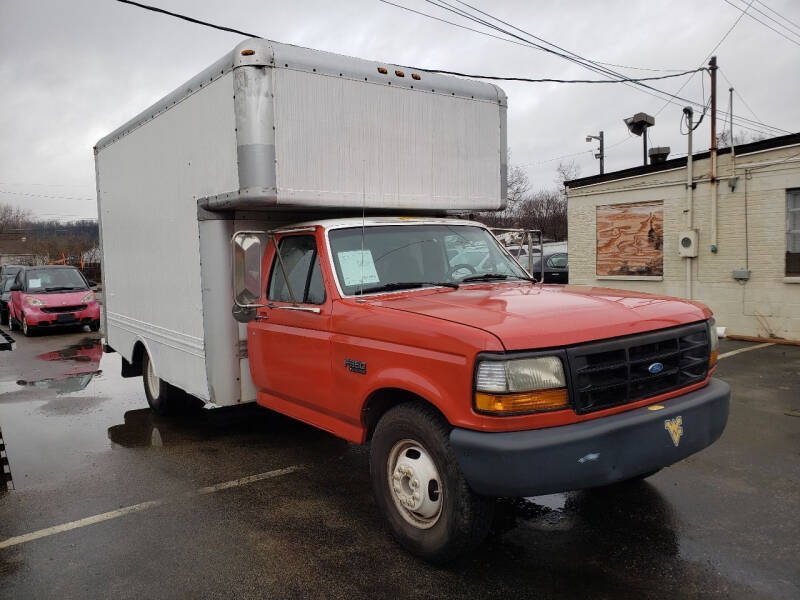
[[14, 338, 103, 395], [0, 333, 798, 599]]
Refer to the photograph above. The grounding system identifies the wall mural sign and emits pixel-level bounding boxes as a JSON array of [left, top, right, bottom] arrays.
[[596, 200, 664, 276]]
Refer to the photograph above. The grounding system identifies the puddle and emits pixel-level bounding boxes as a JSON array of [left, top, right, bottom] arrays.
[[0, 338, 143, 490]]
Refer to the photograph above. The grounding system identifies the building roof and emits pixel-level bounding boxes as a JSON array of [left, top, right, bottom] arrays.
[[566, 131, 800, 189]]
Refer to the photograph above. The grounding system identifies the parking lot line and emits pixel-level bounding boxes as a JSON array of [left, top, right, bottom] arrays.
[[0, 465, 302, 550], [718, 342, 775, 360]]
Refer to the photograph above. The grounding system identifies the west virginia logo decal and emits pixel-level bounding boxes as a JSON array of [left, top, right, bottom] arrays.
[[664, 416, 684, 447]]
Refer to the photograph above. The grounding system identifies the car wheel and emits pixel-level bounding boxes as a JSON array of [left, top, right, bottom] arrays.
[[142, 351, 182, 415], [21, 315, 34, 337], [0, 309, 7, 326], [370, 402, 494, 563], [89, 320, 100, 332]]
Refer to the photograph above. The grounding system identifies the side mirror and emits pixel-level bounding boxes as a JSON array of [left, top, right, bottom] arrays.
[[232, 231, 266, 308]]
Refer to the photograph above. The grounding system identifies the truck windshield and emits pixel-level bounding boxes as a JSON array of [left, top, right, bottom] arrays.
[[328, 224, 529, 295]]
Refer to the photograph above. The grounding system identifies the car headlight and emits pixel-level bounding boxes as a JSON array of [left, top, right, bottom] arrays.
[[475, 356, 569, 414], [81, 291, 95, 303], [708, 317, 719, 367], [25, 296, 46, 306]]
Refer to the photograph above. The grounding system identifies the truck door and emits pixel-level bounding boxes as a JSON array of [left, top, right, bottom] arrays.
[[248, 233, 336, 427]]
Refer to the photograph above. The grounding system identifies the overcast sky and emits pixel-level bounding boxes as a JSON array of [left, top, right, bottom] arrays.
[[1, 0, 798, 220]]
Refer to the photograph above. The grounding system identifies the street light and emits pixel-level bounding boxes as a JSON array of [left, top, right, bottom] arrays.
[[586, 131, 604, 174], [623, 112, 655, 166]]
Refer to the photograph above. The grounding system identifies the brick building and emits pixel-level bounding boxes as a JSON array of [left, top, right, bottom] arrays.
[[566, 133, 800, 341]]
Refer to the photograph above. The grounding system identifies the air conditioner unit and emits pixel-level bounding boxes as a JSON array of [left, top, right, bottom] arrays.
[[678, 230, 698, 257]]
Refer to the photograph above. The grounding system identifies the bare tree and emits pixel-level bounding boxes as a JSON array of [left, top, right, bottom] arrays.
[[554, 160, 581, 188], [716, 130, 768, 148], [0, 202, 32, 233]]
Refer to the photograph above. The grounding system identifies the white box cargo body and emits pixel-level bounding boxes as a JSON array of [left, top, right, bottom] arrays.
[[95, 38, 507, 406]]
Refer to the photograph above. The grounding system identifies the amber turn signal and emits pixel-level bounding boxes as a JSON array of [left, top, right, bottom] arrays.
[[241, 49, 255, 56], [377, 67, 388, 74], [475, 389, 569, 414], [412, 73, 421, 80], [709, 349, 718, 368]]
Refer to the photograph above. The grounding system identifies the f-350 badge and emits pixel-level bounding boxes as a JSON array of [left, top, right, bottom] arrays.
[[664, 416, 684, 447]]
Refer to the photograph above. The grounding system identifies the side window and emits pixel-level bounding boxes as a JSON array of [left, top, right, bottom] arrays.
[[547, 253, 568, 269], [267, 236, 326, 305]]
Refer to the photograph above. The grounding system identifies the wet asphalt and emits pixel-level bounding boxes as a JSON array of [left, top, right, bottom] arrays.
[[0, 327, 798, 599]]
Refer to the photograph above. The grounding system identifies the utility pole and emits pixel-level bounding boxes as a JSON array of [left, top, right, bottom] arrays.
[[585, 131, 604, 174], [709, 56, 719, 253]]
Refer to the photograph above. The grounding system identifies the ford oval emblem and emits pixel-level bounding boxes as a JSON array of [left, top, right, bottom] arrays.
[[648, 362, 664, 374]]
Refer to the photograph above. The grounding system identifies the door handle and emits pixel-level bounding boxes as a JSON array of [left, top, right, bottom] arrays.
[[276, 306, 322, 314], [255, 314, 269, 321]]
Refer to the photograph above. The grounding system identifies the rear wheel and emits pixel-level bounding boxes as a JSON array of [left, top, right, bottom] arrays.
[[370, 402, 494, 563], [0, 308, 7, 326], [142, 352, 181, 415], [89, 320, 100, 332]]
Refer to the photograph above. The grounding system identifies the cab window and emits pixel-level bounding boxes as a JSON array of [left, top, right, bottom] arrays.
[[267, 236, 326, 304], [547, 253, 568, 269]]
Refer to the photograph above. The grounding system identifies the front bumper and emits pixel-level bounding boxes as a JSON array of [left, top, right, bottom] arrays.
[[24, 302, 101, 327], [450, 378, 730, 497]]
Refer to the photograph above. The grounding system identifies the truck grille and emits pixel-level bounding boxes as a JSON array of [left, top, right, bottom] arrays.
[[42, 305, 87, 314], [567, 322, 710, 414]]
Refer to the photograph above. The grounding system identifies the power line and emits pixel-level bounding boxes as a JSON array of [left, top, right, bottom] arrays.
[[115, 0, 790, 137], [410, 66, 706, 84], [418, 0, 786, 135], [723, 0, 800, 47], [115, 0, 261, 37], [741, 0, 800, 36], [756, 0, 800, 33], [654, 0, 755, 118], [0, 190, 95, 201], [719, 68, 764, 125]]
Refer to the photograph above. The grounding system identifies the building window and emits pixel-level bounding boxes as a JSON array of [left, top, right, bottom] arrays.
[[788, 189, 800, 276]]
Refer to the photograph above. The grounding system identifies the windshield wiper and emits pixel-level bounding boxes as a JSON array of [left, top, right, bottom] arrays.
[[461, 273, 536, 283], [356, 281, 459, 295], [44, 286, 83, 292]]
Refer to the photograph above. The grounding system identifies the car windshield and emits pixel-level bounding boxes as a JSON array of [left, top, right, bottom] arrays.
[[25, 268, 88, 293], [328, 224, 529, 295]]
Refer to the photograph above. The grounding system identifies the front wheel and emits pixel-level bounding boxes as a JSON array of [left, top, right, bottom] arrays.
[[370, 402, 493, 562], [21, 315, 34, 337], [89, 320, 100, 332]]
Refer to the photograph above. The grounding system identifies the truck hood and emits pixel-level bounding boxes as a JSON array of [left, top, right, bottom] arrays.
[[371, 283, 711, 351]]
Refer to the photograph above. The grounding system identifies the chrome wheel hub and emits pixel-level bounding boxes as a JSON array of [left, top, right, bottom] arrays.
[[387, 439, 443, 529], [145, 359, 160, 398]]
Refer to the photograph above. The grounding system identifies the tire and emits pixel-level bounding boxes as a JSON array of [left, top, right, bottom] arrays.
[[370, 402, 494, 563], [142, 352, 182, 415], [89, 320, 100, 332], [21, 315, 34, 337], [0, 308, 7, 326]]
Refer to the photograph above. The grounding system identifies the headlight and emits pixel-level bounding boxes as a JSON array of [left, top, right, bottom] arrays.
[[708, 317, 719, 367], [475, 356, 569, 414], [81, 291, 95, 303], [25, 296, 45, 306]]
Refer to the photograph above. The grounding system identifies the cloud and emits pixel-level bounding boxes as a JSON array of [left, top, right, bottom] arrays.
[[0, 0, 797, 219]]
